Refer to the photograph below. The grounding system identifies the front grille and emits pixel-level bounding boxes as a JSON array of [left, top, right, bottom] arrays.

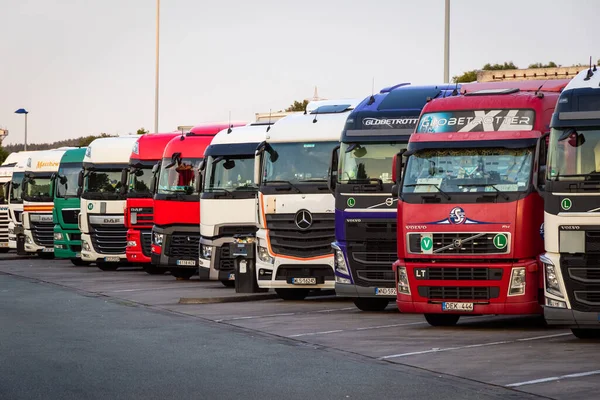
[[217, 225, 258, 236], [347, 239, 397, 288], [585, 231, 600, 253], [345, 219, 396, 242], [214, 246, 235, 271], [166, 233, 199, 258], [560, 254, 600, 312], [418, 286, 499, 300], [31, 221, 54, 247], [408, 232, 509, 254], [141, 231, 152, 257], [414, 267, 503, 281], [70, 233, 81, 241], [266, 213, 334, 258], [275, 265, 334, 281], [90, 224, 127, 255], [131, 208, 154, 225], [356, 270, 395, 281], [0, 209, 9, 241], [61, 209, 79, 225], [70, 245, 82, 252]]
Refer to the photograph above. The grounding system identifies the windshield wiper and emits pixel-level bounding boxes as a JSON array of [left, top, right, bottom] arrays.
[[263, 180, 302, 193], [208, 188, 233, 197], [404, 183, 451, 200], [458, 183, 510, 200]]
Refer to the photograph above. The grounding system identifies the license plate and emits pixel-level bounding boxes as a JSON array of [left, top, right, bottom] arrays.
[[104, 256, 120, 262], [0, 242, 8, 248], [176, 259, 196, 266], [291, 277, 317, 285], [42, 248, 54, 252], [375, 287, 397, 296], [228, 273, 235, 280], [442, 302, 474, 312]]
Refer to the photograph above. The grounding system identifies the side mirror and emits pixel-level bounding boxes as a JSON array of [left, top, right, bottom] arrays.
[[50, 172, 57, 182], [254, 153, 262, 186], [327, 145, 340, 193], [392, 149, 407, 184], [150, 162, 160, 194], [198, 160, 206, 172], [195, 168, 203, 193], [533, 132, 549, 194], [78, 169, 84, 188], [151, 163, 160, 174], [77, 186, 83, 197], [120, 168, 129, 195]]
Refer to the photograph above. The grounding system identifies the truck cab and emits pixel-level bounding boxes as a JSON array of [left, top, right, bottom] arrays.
[[394, 80, 569, 326], [7, 157, 29, 252], [331, 84, 456, 311], [199, 123, 268, 285], [151, 123, 243, 280], [123, 133, 178, 272], [79, 136, 140, 270], [254, 99, 361, 300], [22, 149, 69, 256], [53, 147, 88, 265], [540, 69, 600, 339]]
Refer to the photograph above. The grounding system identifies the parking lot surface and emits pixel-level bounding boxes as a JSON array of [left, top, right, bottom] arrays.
[[1, 255, 598, 400]]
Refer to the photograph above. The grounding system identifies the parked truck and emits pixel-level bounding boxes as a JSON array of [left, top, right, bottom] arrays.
[[53, 147, 88, 265], [151, 123, 242, 279], [22, 149, 69, 256], [393, 79, 570, 326], [253, 99, 361, 300], [198, 123, 269, 285], [4, 152, 36, 252], [539, 69, 600, 339], [330, 84, 457, 311], [123, 133, 178, 273], [79, 136, 140, 270]]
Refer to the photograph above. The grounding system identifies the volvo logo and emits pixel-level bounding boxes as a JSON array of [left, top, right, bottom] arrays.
[[294, 209, 313, 230], [453, 239, 462, 249]]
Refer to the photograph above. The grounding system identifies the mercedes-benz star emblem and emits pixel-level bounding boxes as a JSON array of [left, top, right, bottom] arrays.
[[294, 209, 313, 230]]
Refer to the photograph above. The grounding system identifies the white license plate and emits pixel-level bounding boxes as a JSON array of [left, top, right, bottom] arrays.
[[375, 287, 397, 296], [0, 242, 8, 248], [228, 273, 235, 280], [176, 259, 196, 266], [75, 253, 81, 258], [42, 248, 54, 252], [291, 277, 317, 285], [442, 302, 474, 312], [104, 256, 120, 262]]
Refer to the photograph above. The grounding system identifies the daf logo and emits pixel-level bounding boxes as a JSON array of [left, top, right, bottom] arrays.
[[294, 209, 313, 230], [453, 239, 462, 249], [103, 218, 119, 224]]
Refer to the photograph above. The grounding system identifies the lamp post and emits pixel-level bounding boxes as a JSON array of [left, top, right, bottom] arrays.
[[443, 0, 450, 83], [154, 0, 160, 133], [14, 108, 28, 151]]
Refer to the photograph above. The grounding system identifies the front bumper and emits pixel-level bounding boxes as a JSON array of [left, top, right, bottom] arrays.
[[198, 236, 245, 281], [544, 307, 600, 328], [81, 233, 126, 263], [53, 228, 82, 259], [126, 229, 151, 263], [24, 230, 53, 254], [152, 225, 199, 268], [335, 282, 396, 299], [256, 256, 335, 290]]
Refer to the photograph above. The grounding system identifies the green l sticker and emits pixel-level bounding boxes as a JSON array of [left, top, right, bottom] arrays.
[[87, 203, 93, 210], [493, 234, 508, 250], [347, 197, 356, 207], [561, 198, 572, 211]]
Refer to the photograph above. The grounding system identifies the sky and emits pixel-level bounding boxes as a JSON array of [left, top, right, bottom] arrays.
[[0, 0, 598, 145]]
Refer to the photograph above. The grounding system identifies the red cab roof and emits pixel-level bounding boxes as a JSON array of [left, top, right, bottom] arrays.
[[130, 133, 180, 161]]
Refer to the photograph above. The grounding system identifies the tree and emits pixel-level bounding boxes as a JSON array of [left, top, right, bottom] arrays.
[[0, 146, 8, 164], [136, 127, 149, 135], [481, 61, 517, 71], [452, 61, 518, 83], [78, 133, 114, 147], [285, 100, 309, 112], [528, 61, 558, 69]]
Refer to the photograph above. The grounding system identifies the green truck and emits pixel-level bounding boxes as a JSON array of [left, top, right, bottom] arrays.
[[53, 148, 89, 266]]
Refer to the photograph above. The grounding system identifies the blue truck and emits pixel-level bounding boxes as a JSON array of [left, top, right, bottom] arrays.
[[329, 83, 458, 311]]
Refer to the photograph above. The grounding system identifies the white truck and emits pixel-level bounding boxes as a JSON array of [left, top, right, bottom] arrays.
[[198, 123, 268, 286], [22, 149, 69, 256], [79, 136, 139, 270], [253, 99, 361, 300], [5, 152, 37, 252]]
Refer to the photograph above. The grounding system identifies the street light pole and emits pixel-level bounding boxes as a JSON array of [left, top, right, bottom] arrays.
[[14, 108, 29, 151], [154, 0, 160, 134], [443, 0, 450, 83]]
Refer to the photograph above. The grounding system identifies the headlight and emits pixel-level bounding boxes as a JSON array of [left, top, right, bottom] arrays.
[[201, 245, 212, 259], [257, 246, 274, 264], [9, 227, 15, 234], [82, 240, 91, 251], [332, 244, 349, 275], [508, 267, 526, 296], [25, 236, 33, 244], [153, 232, 163, 246], [54, 232, 63, 241], [542, 257, 564, 298], [397, 266, 410, 295]]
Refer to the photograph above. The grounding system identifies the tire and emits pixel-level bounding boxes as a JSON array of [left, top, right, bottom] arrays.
[[143, 264, 167, 275], [96, 262, 119, 271], [0, 248, 9, 253], [424, 313, 460, 327], [571, 328, 600, 339], [170, 268, 196, 280], [220, 280, 235, 288], [353, 298, 390, 312], [71, 258, 91, 267], [275, 288, 309, 301]]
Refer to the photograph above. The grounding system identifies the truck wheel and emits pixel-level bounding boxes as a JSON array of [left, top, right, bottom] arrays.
[[38, 253, 54, 259], [97, 262, 119, 271], [220, 280, 235, 288], [170, 268, 195, 280], [71, 258, 91, 267], [571, 328, 600, 339], [353, 298, 390, 312], [424, 314, 460, 327], [143, 264, 167, 275], [275, 288, 309, 301]]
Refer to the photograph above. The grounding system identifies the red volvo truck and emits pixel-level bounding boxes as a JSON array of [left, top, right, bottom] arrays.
[[124, 133, 178, 272], [151, 123, 245, 279], [393, 79, 570, 326]]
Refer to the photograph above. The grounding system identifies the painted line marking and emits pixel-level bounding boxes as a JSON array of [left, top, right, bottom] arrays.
[[506, 370, 600, 388], [289, 321, 426, 338], [107, 286, 182, 293], [215, 307, 354, 322], [379, 332, 571, 360]]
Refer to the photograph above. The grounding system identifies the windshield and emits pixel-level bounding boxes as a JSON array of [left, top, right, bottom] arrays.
[[263, 141, 337, 184], [85, 169, 124, 194], [9, 172, 24, 204], [128, 166, 154, 197], [157, 157, 202, 195], [339, 142, 406, 184], [23, 174, 53, 201], [205, 156, 255, 191], [547, 128, 600, 180], [55, 164, 81, 198], [402, 147, 533, 193]]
